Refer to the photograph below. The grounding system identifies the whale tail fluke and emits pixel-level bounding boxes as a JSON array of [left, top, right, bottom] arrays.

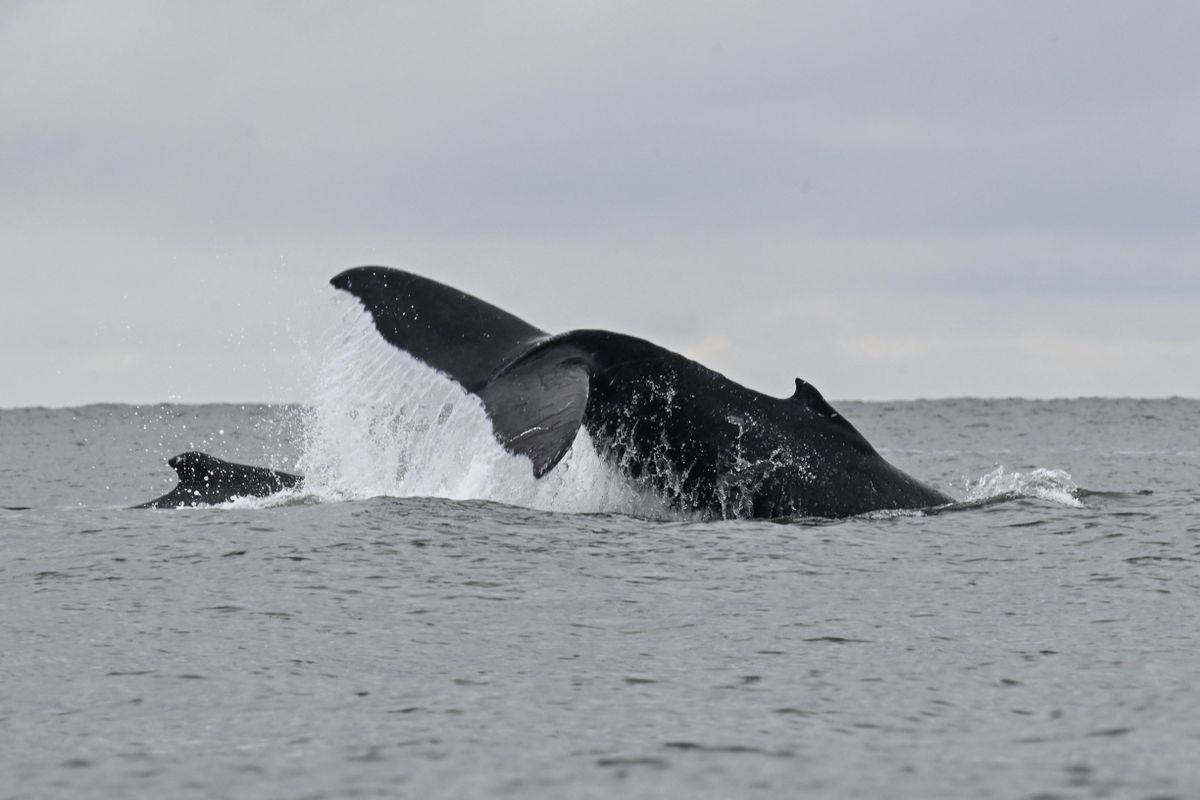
[[478, 344, 591, 477], [330, 266, 548, 393], [332, 266, 591, 477]]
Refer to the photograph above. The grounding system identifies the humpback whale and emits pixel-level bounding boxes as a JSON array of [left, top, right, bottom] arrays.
[[136, 267, 951, 517], [135, 452, 300, 509], [326, 266, 952, 518]]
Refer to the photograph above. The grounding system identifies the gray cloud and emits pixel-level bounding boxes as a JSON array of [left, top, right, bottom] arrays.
[[2, 0, 1197, 405]]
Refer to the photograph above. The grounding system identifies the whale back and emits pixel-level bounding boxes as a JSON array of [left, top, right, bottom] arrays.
[[134, 452, 301, 508]]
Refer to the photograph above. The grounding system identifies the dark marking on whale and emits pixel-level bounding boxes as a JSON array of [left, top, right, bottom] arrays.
[[329, 266, 953, 518], [134, 452, 301, 509]]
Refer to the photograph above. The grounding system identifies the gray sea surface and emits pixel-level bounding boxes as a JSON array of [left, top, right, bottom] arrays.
[[2, 398, 1198, 799]]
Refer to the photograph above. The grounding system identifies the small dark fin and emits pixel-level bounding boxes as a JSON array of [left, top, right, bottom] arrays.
[[791, 377, 840, 418], [790, 377, 875, 453], [331, 266, 547, 393], [480, 345, 591, 477], [133, 452, 302, 509]]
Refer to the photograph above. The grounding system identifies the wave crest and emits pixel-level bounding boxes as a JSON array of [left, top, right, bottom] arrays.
[[963, 466, 1082, 508]]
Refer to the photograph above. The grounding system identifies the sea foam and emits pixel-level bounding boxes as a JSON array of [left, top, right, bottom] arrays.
[[294, 307, 664, 516], [963, 466, 1082, 508]]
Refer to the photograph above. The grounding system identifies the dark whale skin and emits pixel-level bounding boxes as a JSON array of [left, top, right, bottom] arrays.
[[134, 452, 300, 509], [331, 267, 952, 519]]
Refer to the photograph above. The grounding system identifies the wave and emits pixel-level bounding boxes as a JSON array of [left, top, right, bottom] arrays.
[[958, 466, 1083, 509]]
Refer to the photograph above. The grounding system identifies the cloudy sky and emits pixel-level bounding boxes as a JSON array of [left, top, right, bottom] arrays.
[[2, 1, 1197, 407]]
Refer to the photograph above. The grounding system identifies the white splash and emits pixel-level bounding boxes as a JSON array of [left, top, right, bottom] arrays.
[[293, 308, 666, 516], [963, 466, 1082, 508]]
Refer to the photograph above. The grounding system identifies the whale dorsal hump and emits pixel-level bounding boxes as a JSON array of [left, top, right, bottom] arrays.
[[790, 378, 877, 454], [133, 452, 301, 508], [791, 377, 840, 418]]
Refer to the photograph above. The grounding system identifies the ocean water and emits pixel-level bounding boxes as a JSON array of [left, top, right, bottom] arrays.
[[2, 322, 1198, 798]]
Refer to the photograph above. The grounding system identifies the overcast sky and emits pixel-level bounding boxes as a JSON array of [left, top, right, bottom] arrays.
[[2, 1, 1197, 407]]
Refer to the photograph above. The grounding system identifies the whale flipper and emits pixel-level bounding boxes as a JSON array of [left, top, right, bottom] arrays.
[[134, 452, 302, 508]]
